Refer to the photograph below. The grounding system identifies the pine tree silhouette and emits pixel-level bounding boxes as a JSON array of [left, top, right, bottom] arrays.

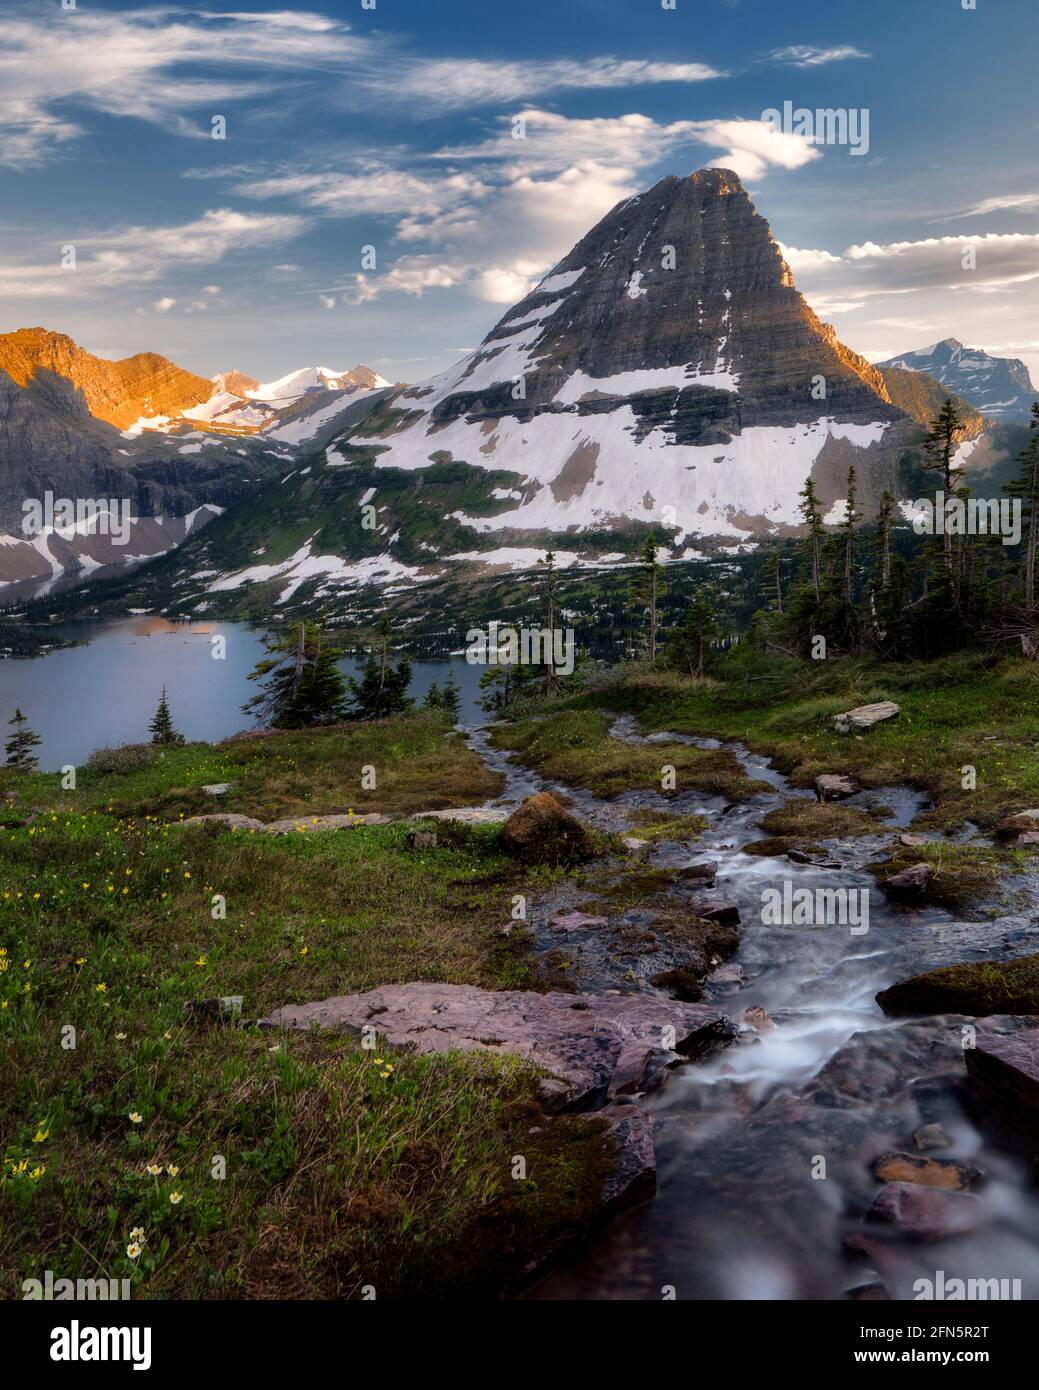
[[149, 686, 185, 745], [5, 708, 42, 771]]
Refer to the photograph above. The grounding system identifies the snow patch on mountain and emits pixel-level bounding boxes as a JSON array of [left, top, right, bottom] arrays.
[[360, 408, 890, 537]]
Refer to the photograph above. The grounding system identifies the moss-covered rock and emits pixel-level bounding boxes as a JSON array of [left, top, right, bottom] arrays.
[[877, 955, 1039, 1017], [501, 791, 594, 865], [758, 799, 878, 838]]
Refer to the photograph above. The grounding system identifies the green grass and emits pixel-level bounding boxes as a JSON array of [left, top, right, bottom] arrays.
[[490, 708, 771, 802], [870, 841, 1029, 912], [575, 651, 1039, 831], [1, 713, 503, 825], [0, 716, 612, 1300]]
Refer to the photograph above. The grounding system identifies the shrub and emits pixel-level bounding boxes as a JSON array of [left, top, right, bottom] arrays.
[[84, 743, 156, 776]]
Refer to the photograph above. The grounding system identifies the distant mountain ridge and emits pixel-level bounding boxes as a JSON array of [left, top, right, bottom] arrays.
[[0, 326, 396, 585], [0, 327, 213, 431], [876, 339, 1037, 423]]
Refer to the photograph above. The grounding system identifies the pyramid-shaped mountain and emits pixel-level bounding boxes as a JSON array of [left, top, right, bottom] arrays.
[[344, 167, 915, 537]]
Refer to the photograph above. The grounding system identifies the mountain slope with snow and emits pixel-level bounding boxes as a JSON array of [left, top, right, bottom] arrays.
[[876, 339, 1037, 423], [341, 167, 915, 539]]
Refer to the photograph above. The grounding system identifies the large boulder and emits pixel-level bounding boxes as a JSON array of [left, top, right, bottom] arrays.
[[833, 701, 901, 734], [500, 791, 594, 864], [260, 981, 735, 1109], [877, 953, 1039, 1017]]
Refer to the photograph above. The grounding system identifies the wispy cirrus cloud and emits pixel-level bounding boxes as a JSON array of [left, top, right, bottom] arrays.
[[764, 44, 870, 67], [933, 192, 1039, 221], [0, 7, 362, 167], [353, 56, 723, 110], [0, 5, 724, 168], [0, 208, 306, 298]]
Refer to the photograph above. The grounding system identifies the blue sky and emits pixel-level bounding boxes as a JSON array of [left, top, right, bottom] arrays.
[[2, 0, 1038, 383]]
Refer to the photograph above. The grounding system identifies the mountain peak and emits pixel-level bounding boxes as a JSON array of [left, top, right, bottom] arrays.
[[345, 165, 913, 540]]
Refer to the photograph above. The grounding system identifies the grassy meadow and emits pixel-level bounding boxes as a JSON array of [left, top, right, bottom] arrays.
[[0, 714, 611, 1300]]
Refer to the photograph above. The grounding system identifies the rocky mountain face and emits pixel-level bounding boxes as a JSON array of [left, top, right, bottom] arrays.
[[876, 339, 1037, 423], [0, 328, 213, 430], [345, 167, 916, 540]]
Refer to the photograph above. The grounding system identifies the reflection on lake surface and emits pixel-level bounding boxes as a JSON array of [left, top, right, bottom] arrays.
[[0, 617, 486, 770]]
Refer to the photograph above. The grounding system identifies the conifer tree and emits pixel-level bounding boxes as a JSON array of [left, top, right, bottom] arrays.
[[669, 587, 718, 677], [875, 489, 895, 588], [243, 621, 349, 727], [149, 686, 185, 746], [761, 548, 783, 613], [423, 680, 443, 710], [798, 478, 825, 600], [440, 669, 462, 719], [921, 396, 966, 596], [4, 708, 41, 772], [630, 532, 665, 663]]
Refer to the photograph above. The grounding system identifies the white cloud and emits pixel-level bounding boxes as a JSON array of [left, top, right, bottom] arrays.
[[784, 232, 1039, 384], [152, 297, 176, 313], [431, 109, 818, 181], [0, 8, 723, 168], [765, 45, 870, 67], [0, 208, 307, 298], [355, 57, 722, 110], [0, 8, 366, 167], [240, 109, 817, 311]]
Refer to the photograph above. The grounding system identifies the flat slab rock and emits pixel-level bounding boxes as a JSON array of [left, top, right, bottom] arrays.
[[815, 773, 858, 801], [419, 807, 509, 824], [834, 700, 901, 734], [588, 1103, 656, 1213], [180, 811, 392, 833], [260, 982, 734, 1108], [181, 812, 267, 832]]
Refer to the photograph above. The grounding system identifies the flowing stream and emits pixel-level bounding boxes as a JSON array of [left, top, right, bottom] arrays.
[[466, 717, 1039, 1301]]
